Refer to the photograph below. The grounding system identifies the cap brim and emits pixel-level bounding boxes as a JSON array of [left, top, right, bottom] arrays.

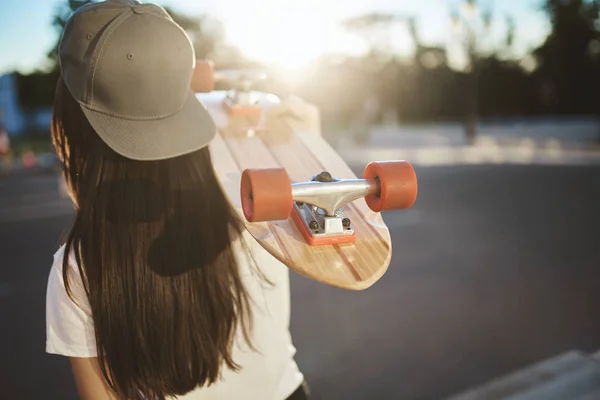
[[80, 90, 216, 161]]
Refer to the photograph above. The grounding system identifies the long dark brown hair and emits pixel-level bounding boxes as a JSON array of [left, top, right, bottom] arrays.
[[51, 77, 260, 399]]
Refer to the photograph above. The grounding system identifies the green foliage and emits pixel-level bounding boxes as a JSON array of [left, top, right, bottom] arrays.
[[533, 0, 600, 114], [15, 70, 60, 110], [9, 135, 53, 158]]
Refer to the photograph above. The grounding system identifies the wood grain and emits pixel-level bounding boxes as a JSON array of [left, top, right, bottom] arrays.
[[205, 92, 392, 290]]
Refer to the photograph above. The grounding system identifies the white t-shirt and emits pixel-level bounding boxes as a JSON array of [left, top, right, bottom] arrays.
[[46, 230, 304, 400]]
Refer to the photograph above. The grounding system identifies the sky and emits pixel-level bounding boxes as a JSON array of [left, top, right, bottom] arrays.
[[0, 0, 550, 74]]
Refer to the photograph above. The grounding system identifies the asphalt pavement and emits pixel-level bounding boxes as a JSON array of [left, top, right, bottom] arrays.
[[1, 164, 599, 399]]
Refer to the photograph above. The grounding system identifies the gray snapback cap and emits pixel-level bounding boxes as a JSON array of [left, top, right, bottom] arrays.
[[58, 0, 216, 161]]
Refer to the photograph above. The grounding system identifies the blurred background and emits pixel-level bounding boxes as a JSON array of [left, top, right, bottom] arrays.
[[1, 0, 600, 399]]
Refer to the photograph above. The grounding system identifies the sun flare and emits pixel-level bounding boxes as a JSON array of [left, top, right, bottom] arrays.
[[222, 5, 366, 68]]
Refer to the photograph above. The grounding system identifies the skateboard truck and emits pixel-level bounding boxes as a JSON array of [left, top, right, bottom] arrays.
[[190, 63, 278, 134], [213, 70, 268, 117], [240, 161, 418, 246], [290, 172, 379, 245]]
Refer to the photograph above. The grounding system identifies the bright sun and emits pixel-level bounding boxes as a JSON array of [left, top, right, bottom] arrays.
[[222, 4, 365, 68]]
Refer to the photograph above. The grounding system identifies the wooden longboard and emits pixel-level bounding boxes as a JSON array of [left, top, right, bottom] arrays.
[[193, 64, 417, 291]]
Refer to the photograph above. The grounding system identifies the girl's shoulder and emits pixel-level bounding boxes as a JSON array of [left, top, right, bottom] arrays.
[[46, 244, 97, 358], [47, 243, 91, 313], [50, 244, 82, 283]]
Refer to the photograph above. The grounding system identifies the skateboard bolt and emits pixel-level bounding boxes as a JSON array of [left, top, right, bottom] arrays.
[[313, 171, 333, 182], [309, 221, 319, 231], [342, 218, 351, 229]]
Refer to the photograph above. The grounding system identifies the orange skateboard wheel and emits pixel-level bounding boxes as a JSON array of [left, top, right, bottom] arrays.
[[191, 59, 214, 93], [241, 168, 293, 222], [363, 161, 418, 212]]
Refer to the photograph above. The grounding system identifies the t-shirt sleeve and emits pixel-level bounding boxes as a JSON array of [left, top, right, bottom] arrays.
[[46, 245, 98, 358]]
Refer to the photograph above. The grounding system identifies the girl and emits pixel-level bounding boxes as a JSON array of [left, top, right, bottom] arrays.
[[45, 1, 307, 399]]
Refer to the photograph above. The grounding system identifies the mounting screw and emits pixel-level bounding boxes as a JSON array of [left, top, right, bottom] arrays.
[[342, 218, 351, 229], [313, 171, 333, 182], [309, 221, 319, 231]]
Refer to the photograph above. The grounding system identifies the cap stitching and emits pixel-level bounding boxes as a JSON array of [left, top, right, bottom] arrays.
[[134, 12, 195, 113], [78, 97, 188, 121], [84, 11, 192, 120], [144, 11, 196, 60], [87, 9, 134, 107]]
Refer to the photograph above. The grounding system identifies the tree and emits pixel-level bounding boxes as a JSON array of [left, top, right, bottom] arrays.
[[448, 0, 516, 144], [342, 13, 414, 60], [533, 0, 600, 118], [340, 13, 418, 142]]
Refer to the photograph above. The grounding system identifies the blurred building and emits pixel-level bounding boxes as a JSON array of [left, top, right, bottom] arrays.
[[0, 73, 52, 137]]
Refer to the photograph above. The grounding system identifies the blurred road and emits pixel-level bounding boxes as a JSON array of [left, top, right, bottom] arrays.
[[1, 164, 600, 399], [337, 119, 600, 149], [336, 120, 600, 167]]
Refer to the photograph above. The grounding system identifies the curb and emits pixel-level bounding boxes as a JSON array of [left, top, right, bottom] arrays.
[[337, 144, 600, 167]]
